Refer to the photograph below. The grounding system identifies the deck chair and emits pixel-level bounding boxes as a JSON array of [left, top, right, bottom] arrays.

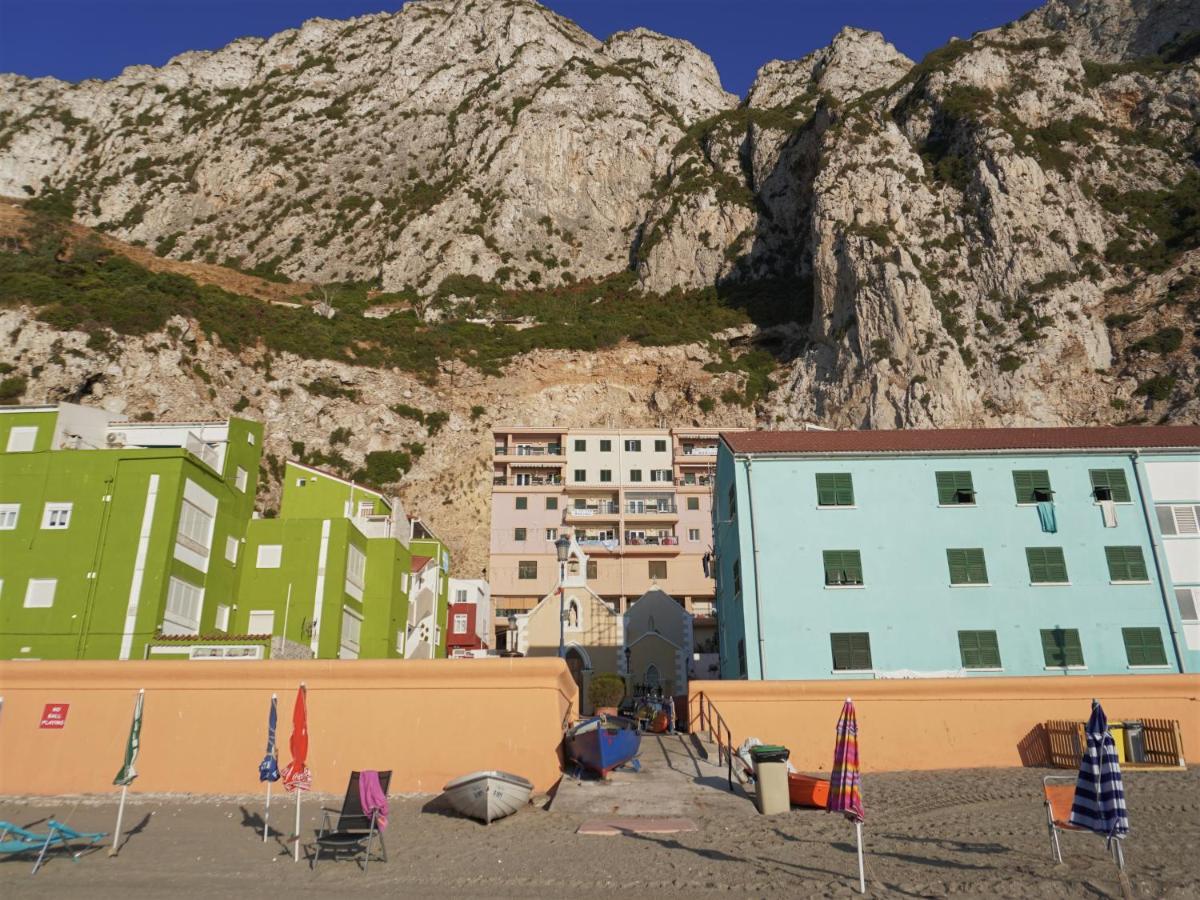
[[312, 770, 390, 872], [1043, 776, 1126, 868], [1, 820, 102, 874]]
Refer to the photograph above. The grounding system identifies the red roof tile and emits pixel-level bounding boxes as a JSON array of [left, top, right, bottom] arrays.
[[721, 426, 1200, 455], [410, 555, 433, 570]]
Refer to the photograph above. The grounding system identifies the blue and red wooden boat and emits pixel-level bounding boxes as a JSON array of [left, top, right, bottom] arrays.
[[565, 715, 641, 777]]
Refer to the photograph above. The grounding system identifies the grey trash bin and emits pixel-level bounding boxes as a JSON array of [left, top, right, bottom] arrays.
[[750, 745, 790, 816], [1123, 721, 1147, 763]]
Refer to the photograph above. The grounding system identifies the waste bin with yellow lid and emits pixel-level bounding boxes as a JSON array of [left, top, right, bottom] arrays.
[[1109, 722, 1127, 762], [751, 745, 790, 815]]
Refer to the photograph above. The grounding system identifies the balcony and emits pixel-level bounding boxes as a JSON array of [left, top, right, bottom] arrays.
[[679, 446, 718, 457], [624, 502, 678, 517], [494, 443, 564, 460], [622, 535, 681, 555], [493, 475, 563, 487], [676, 475, 712, 487], [565, 501, 620, 520], [577, 538, 620, 553], [185, 433, 223, 471]]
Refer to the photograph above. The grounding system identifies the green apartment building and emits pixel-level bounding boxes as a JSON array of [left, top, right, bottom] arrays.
[[1, 403, 261, 660], [1, 404, 450, 661]]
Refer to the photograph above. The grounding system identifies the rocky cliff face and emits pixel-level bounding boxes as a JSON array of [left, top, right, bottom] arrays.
[[1, 0, 1199, 569]]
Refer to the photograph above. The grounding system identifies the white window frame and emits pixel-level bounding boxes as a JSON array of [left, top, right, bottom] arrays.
[[6, 426, 37, 452], [455, 589, 468, 602], [247, 609, 276, 635], [162, 576, 204, 635], [345, 544, 367, 600], [256, 544, 282, 568], [688, 528, 701, 542], [215, 604, 231, 632], [174, 480, 217, 573], [339, 607, 362, 659], [41, 502, 73, 530], [546, 528, 558, 541], [453, 613, 469, 634], [235, 467, 248, 492], [225, 535, 239, 564], [0, 503, 19, 530], [1157, 504, 1200, 537], [24, 578, 57, 608]]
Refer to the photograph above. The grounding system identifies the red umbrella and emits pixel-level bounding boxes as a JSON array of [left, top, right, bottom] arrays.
[[281, 684, 310, 861]]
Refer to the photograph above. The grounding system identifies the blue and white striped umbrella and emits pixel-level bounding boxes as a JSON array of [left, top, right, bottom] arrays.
[[1068, 700, 1129, 842]]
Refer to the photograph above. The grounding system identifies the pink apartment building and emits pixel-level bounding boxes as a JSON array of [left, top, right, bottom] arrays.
[[488, 427, 740, 644]]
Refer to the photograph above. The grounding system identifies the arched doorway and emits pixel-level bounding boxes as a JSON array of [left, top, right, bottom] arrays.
[[565, 646, 586, 698]]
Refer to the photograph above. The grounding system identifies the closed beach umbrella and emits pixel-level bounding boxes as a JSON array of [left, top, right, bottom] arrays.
[[259, 694, 281, 842], [109, 688, 144, 857], [281, 684, 311, 862], [827, 698, 866, 894], [1069, 700, 1129, 869]]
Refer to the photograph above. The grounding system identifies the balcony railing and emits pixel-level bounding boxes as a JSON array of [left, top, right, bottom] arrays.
[[351, 515, 394, 539], [680, 447, 718, 456], [626, 503, 677, 515], [624, 535, 679, 546], [495, 445, 563, 456], [578, 538, 620, 548], [493, 476, 563, 486], [567, 502, 619, 516], [676, 476, 712, 486], [185, 433, 222, 471]]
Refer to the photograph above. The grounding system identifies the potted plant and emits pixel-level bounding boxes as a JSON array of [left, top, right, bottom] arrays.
[[588, 672, 626, 716]]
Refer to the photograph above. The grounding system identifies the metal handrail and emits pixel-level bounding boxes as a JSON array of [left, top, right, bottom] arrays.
[[693, 691, 734, 791]]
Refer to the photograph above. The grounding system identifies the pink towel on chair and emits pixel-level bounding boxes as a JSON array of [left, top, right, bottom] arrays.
[[359, 770, 389, 830]]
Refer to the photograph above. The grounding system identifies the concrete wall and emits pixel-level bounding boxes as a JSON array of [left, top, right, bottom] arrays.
[[687, 674, 1199, 772], [0, 659, 577, 796]]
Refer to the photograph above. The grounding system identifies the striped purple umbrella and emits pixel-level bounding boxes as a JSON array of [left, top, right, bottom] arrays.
[[1069, 700, 1129, 868], [827, 698, 866, 893]]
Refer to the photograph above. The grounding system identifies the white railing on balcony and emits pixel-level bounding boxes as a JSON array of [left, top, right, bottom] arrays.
[[681, 446, 718, 456], [676, 476, 712, 486], [497, 444, 563, 456], [350, 515, 394, 539], [624, 535, 679, 546], [568, 502, 619, 516], [494, 476, 564, 486], [626, 502, 677, 514], [185, 433, 222, 471]]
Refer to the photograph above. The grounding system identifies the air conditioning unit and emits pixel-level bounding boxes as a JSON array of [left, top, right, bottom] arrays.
[[106, 432, 126, 447]]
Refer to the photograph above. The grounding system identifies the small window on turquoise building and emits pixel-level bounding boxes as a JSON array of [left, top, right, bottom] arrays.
[[831, 633, 872, 671], [1026, 547, 1069, 583], [1013, 470, 1053, 504], [1040, 628, 1085, 668], [1121, 628, 1168, 666], [1089, 469, 1131, 503], [823, 550, 863, 586], [946, 549, 988, 585], [1105, 546, 1149, 582], [816, 473, 854, 507], [957, 630, 1001, 669], [936, 471, 975, 505]]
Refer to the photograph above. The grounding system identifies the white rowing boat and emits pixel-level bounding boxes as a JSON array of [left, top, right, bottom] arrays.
[[442, 770, 533, 824]]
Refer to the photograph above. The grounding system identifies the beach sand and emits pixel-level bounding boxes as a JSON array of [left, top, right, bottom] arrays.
[[2, 767, 1198, 898]]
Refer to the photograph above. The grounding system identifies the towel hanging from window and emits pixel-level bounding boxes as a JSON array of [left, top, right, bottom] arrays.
[[1100, 499, 1117, 528], [1037, 501, 1057, 533]]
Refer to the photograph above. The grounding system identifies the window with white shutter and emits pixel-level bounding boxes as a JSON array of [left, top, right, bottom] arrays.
[[345, 544, 367, 599], [0, 503, 19, 530], [24, 578, 57, 608], [1156, 504, 1200, 536], [163, 577, 203, 635], [339, 608, 362, 659], [6, 426, 37, 452], [256, 545, 282, 568]]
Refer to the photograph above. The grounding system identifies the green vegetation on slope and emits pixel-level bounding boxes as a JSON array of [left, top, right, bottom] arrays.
[[0, 212, 793, 392]]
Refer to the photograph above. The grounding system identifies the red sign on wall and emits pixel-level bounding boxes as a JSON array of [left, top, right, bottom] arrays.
[[39, 703, 70, 729]]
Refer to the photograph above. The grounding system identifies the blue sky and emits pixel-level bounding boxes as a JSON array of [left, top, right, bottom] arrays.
[[0, 1, 1042, 96]]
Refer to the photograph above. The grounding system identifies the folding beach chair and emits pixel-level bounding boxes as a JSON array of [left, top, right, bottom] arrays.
[[0, 820, 104, 874], [1042, 776, 1126, 867], [312, 770, 390, 872]]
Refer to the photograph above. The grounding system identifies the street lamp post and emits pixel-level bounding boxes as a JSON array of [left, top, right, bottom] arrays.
[[555, 534, 571, 658]]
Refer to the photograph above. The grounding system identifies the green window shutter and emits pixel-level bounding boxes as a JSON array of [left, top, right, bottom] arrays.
[[1013, 470, 1052, 503], [817, 473, 854, 506], [1026, 547, 1068, 583], [947, 549, 987, 584], [1122, 628, 1168, 666], [1090, 469, 1131, 503], [824, 550, 863, 585], [958, 630, 1001, 668], [1040, 628, 1084, 667], [936, 471, 974, 505], [1105, 546, 1148, 582], [831, 632, 872, 670]]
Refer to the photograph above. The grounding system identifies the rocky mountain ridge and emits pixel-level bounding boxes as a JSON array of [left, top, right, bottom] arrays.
[[1, 0, 1199, 570]]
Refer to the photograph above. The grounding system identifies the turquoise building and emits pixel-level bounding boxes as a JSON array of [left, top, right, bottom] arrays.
[[713, 426, 1200, 680]]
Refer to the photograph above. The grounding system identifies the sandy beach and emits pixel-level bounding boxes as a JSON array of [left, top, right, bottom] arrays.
[[2, 764, 1197, 898]]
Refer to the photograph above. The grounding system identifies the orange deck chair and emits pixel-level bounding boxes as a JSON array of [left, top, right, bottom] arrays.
[[1042, 775, 1125, 868]]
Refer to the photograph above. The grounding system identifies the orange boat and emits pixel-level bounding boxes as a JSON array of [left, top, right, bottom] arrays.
[[788, 773, 830, 809]]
